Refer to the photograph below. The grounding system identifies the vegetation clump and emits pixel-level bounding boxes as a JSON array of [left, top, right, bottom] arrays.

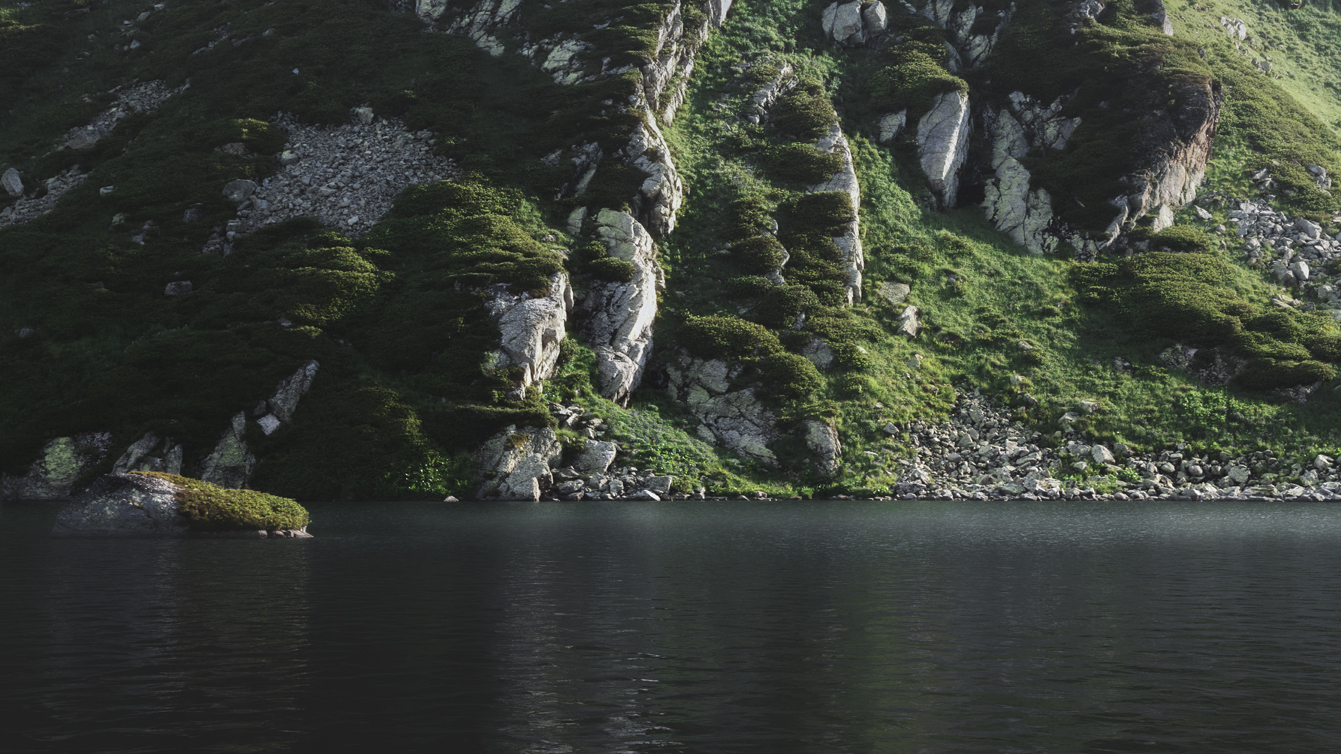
[[131, 471, 310, 531]]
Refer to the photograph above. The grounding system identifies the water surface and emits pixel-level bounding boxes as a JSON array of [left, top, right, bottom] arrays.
[[3, 500, 1340, 752]]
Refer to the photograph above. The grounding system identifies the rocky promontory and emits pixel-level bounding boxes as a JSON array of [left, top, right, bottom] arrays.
[[51, 473, 312, 539]]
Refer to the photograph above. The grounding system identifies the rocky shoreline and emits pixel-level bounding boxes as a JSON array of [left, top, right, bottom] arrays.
[[469, 392, 1341, 504]]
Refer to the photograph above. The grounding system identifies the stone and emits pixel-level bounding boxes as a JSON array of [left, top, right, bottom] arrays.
[[198, 412, 255, 489], [806, 124, 864, 304], [50, 473, 311, 538], [829, 1, 865, 45], [222, 179, 257, 203], [800, 336, 835, 370], [257, 415, 282, 435], [112, 432, 183, 475], [476, 426, 563, 501], [628, 489, 661, 501], [878, 111, 907, 143], [164, 281, 193, 297], [878, 281, 910, 306], [1091, 445, 1115, 465], [862, 1, 888, 34], [575, 440, 618, 475], [802, 418, 842, 476], [917, 91, 971, 207], [1, 433, 112, 501], [584, 210, 661, 403], [1078, 400, 1100, 414], [2, 168, 22, 197], [645, 475, 675, 495], [485, 273, 573, 388], [266, 360, 320, 423], [897, 305, 920, 337], [353, 106, 374, 125], [51, 473, 190, 538], [1194, 205, 1213, 220], [99, 185, 115, 197]]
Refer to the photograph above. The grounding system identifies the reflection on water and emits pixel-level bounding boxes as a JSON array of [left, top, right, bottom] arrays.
[[4, 500, 1341, 752]]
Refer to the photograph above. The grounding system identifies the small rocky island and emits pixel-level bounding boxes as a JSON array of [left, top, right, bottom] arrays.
[[51, 472, 312, 539]]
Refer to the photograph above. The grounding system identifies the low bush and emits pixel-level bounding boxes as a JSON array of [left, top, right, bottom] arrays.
[[730, 235, 787, 273], [763, 143, 845, 184], [770, 79, 837, 140]]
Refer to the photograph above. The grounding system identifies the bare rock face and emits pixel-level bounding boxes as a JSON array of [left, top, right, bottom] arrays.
[[199, 412, 256, 489], [574, 440, 619, 475], [981, 94, 1081, 254], [822, 0, 887, 47], [583, 210, 664, 404], [917, 90, 972, 208], [626, 119, 684, 237], [1117, 78, 1222, 233], [1, 433, 112, 501], [746, 64, 796, 124], [665, 355, 781, 463], [476, 426, 563, 501], [113, 432, 184, 476], [807, 124, 864, 304], [802, 419, 843, 477], [485, 274, 574, 390], [51, 473, 189, 538], [1, 168, 22, 197]]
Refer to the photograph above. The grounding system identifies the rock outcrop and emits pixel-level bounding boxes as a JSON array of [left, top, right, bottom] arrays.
[[1, 433, 112, 501], [821, 0, 888, 47], [980, 92, 1081, 254], [1113, 78, 1222, 234], [51, 473, 191, 538], [113, 432, 184, 475], [802, 419, 843, 477], [917, 90, 971, 208], [197, 361, 320, 487], [198, 412, 256, 489], [476, 425, 563, 501], [485, 273, 574, 391], [807, 124, 864, 304], [583, 209, 665, 404], [665, 355, 781, 463], [50, 472, 312, 538]]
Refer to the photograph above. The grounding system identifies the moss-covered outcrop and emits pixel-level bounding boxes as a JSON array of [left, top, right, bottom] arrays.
[[50, 471, 310, 537]]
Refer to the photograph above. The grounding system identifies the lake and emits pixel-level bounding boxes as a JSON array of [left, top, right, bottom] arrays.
[[3, 499, 1341, 752]]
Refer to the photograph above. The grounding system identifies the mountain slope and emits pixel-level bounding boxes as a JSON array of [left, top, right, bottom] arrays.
[[3, 0, 1341, 501]]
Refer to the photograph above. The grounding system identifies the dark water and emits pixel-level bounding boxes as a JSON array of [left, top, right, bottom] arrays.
[[4, 500, 1341, 753]]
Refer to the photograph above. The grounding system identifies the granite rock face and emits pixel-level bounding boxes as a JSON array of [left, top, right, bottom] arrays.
[[476, 425, 563, 501], [113, 432, 184, 475], [51, 473, 190, 538], [1, 433, 112, 501], [485, 274, 574, 390], [583, 209, 665, 404], [198, 412, 256, 489], [665, 355, 781, 463], [917, 90, 971, 208]]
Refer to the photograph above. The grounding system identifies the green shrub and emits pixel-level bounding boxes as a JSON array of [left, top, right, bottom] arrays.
[[728, 195, 774, 240], [730, 235, 787, 273], [758, 351, 823, 402], [680, 314, 784, 360], [770, 79, 837, 140], [1236, 359, 1336, 391], [131, 471, 310, 531], [780, 192, 855, 236], [870, 42, 968, 117], [763, 143, 844, 184]]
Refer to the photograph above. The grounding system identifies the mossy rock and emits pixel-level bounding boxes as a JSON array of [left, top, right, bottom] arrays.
[[131, 471, 310, 532]]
